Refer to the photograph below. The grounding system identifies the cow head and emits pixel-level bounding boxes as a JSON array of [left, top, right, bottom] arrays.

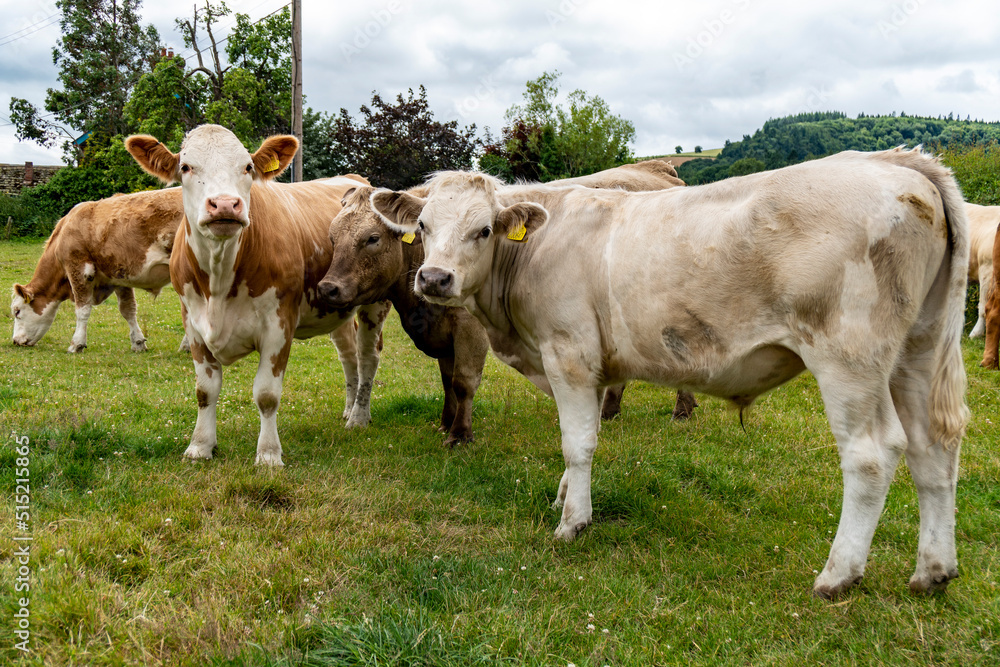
[[370, 172, 548, 306], [10, 284, 60, 346], [125, 125, 298, 242], [317, 186, 407, 309]]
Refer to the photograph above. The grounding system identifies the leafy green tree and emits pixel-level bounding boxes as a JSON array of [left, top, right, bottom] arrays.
[[728, 157, 766, 177], [939, 143, 1000, 205], [675, 145, 683, 154], [492, 71, 636, 181], [124, 55, 204, 148], [9, 0, 161, 163]]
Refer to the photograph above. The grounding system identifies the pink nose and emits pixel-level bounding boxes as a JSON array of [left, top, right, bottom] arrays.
[[206, 196, 242, 218]]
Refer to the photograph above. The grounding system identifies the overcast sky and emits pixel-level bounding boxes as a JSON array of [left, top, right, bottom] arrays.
[[2, 0, 999, 165]]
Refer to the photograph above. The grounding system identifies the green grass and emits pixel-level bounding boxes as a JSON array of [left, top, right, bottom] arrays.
[[638, 148, 723, 160], [1, 239, 998, 666]]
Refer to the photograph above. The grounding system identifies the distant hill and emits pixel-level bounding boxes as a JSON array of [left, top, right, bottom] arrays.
[[677, 111, 1000, 185]]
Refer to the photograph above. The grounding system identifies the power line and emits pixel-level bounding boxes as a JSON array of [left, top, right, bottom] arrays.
[[0, 14, 61, 49]]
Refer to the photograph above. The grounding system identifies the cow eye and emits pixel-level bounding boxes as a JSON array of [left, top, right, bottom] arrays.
[[245, 163, 254, 174], [417, 220, 425, 231], [479, 227, 492, 239], [366, 234, 379, 246], [13, 308, 19, 317], [180, 164, 191, 174]]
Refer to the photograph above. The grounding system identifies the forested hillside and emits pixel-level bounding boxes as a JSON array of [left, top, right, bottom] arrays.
[[678, 111, 1000, 186]]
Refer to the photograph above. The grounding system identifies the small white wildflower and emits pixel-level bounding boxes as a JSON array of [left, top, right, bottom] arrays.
[[792, 612, 800, 619], [303, 578, 310, 583], [602, 628, 609, 634], [578, 576, 584, 580], [433, 555, 440, 561], [520, 566, 527, 571], [586, 624, 596, 631], [164, 518, 172, 524]]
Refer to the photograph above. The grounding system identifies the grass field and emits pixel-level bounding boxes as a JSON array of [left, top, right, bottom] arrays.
[[1, 238, 998, 666]]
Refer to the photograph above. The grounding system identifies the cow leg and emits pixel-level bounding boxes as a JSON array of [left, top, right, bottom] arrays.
[[330, 323, 360, 419], [438, 357, 458, 433], [115, 287, 147, 352], [981, 275, 1000, 369], [253, 331, 292, 467], [600, 384, 625, 420], [66, 271, 95, 353], [549, 381, 602, 541], [346, 302, 390, 428], [672, 389, 699, 420], [442, 318, 488, 447], [178, 304, 191, 353], [970, 262, 993, 339], [811, 371, 908, 598], [185, 340, 222, 460], [890, 352, 961, 594]]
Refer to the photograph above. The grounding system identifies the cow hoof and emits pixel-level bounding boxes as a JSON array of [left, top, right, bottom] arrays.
[[183, 443, 215, 460], [813, 574, 863, 600], [345, 415, 371, 429], [672, 393, 699, 420], [443, 433, 473, 448], [255, 453, 285, 467], [980, 358, 999, 370], [908, 567, 958, 595], [554, 520, 591, 542], [132, 339, 148, 352], [68, 343, 87, 353]]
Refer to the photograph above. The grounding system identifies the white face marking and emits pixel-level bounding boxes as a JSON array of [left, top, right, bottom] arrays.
[[11, 293, 60, 346], [178, 125, 255, 241]]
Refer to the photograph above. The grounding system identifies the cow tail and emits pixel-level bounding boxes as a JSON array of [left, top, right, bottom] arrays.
[[910, 149, 971, 449]]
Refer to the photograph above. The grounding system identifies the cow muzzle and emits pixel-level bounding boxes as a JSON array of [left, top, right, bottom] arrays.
[[415, 266, 458, 301], [201, 196, 248, 237], [316, 278, 357, 309]]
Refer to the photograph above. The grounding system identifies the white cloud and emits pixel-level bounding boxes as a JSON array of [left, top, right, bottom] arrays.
[[3, 0, 1000, 166]]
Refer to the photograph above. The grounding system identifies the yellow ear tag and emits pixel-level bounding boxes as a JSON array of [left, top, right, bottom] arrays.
[[401, 232, 416, 244], [507, 222, 527, 242], [263, 156, 280, 173]]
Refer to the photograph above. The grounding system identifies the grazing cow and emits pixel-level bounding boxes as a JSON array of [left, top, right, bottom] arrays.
[[315, 165, 694, 444], [981, 213, 1000, 368], [125, 125, 389, 466], [371, 147, 970, 598], [966, 203, 999, 338], [11, 188, 186, 352]]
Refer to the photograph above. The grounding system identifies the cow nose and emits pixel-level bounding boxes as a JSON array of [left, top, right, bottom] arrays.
[[416, 267, 455, 297], [318, 280, 340, 303], [206, 196, 242, 218]]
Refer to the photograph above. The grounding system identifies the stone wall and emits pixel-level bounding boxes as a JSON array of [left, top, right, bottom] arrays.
[[0, 162, 64, 196]]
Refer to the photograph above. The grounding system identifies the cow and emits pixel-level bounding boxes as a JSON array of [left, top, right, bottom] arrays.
[[548, 158, 686, 190], [315, 164, 695, 445], [370, 147, 970, 598], [980, 211, 1000, 368], [966, 203, 999, 338], [125, 125, 389, 467], [11, 188, 187, 352]]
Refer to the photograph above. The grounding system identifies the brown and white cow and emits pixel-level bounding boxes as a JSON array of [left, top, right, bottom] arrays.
[[371, 147, 970, 598], [966, 202, 999, 338], [11, 188, 186, 352], [125, 125, 389, 466]]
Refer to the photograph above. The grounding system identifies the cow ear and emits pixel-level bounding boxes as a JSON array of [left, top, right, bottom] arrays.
[[125, 135, 180, 184], [252, 135, 299, 180], [13, 284, 33, 304], [341, 187, 357, 207], [496, 202, 548, 242], [370, 189, 426, 233]]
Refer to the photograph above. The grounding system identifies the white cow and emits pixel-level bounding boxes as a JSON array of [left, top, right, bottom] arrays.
[[966, 202, 999, 338], [371, 147, 970, 598]]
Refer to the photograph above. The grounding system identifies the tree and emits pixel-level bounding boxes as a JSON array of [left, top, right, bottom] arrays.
[[316, 87, 479, 190], [675, 145, 683, 154], [175, 1, 230, 102], [694, 145, 703, 153], [491, 72, 635, 181], [9, 0, 161, 163]]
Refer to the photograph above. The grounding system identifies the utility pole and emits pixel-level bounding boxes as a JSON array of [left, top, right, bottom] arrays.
[[291, 0, 303, 182]]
